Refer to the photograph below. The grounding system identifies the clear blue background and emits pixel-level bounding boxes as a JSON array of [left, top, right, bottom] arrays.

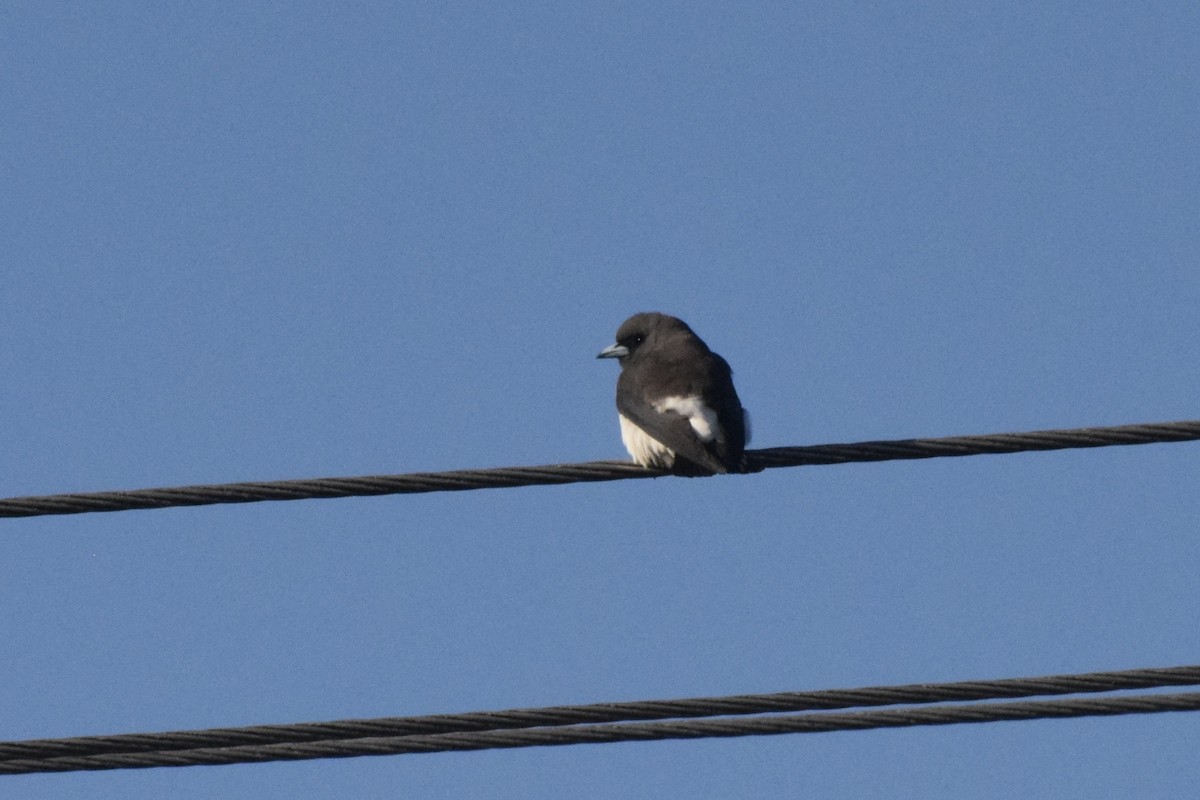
[[3, 2, 1198, 797]]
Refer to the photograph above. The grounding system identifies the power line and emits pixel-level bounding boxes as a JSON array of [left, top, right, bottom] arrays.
[[3, 419, 1198, 519], [4, 694, 1198, 774], [3, 664, 1194, 761], [3, 665, 1198, 774]]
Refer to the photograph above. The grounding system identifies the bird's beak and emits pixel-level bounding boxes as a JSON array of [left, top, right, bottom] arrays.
[[597, 343, 629, 359]]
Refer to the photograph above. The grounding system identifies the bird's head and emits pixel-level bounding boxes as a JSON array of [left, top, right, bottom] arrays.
[[597, 312, 695, 363]]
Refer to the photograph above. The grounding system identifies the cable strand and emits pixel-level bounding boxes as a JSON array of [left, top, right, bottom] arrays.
[[2, 664, 1198, 773], [3, 419, 1199, 518], [2, 690, 1197, 774]]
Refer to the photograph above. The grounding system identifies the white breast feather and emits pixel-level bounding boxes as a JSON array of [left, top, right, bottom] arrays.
[[615, 395, 727, 468], [654, 395, 722, 443], [618, 415, 676, 468]]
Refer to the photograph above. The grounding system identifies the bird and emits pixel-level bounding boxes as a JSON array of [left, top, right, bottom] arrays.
[[597, 312, 749, 474]]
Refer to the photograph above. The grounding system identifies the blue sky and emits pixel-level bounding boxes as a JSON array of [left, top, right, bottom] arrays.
[[2, 2, 1199, 797]]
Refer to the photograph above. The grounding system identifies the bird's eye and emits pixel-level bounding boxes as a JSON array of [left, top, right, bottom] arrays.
[[618, 333, 645, 351]]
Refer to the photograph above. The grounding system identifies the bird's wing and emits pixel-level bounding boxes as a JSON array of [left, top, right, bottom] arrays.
[[616, 385, 729, 474]]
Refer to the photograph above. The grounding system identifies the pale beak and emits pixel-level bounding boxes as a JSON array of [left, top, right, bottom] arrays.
[[596, 343, 629, 359]]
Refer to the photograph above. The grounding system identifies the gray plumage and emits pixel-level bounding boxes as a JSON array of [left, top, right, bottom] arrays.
[[598, 312, 748, 474]]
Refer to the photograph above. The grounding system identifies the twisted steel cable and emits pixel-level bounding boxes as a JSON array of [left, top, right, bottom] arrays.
[[3, 691, 1198, 774], [2, 664, 1198, 774], [3, 419, 1199, 518]]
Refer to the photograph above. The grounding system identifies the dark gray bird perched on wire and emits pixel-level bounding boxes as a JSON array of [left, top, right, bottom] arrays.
[[598, 312, 749, 475]]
